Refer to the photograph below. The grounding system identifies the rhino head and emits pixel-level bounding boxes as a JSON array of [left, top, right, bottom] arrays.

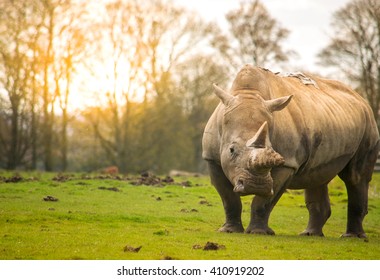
[[213, 83, 292, 197]]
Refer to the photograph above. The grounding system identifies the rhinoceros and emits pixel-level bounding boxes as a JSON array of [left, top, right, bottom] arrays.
[[202, 65, 379, 238]]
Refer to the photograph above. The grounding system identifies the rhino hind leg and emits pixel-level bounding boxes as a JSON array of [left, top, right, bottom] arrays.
[[338, 141, 380, 238], [339, 176, 369, 238], [207, 161, 244, 233], [300, 184, 331, 237]]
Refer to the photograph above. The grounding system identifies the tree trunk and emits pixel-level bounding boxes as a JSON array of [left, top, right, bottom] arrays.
[[43, 8, 55, 171], [7, 102, 19, 170]]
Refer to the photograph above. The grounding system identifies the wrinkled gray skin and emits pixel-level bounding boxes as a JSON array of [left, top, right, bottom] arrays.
[[202, 65, 380, 237]]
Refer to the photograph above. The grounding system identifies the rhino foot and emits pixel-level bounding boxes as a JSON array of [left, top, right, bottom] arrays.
[[218, 223, 244, 233], [299, 230, 324, 237], [245, 226, 275, 235], [341, 232, 367, 239]]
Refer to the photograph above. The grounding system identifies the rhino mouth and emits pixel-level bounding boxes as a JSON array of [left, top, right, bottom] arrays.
[[233, 172, 274, 197]]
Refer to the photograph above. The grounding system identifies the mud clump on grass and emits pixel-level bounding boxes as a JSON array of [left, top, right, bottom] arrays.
[[98, 186, 121, 192], [204, 241, 225, 250], [199, 199, 212, 206], [46, 171, 181, 187], [123, 245, 142, 253], [1, 174, 24, 183], [181, 181, 192, 187], [94, 174, 123, 180], [52, 173, 74, 182], [130, 172, 175, 187], [162, 176, 174, 183], [80, 174, 123, 180], [193, 241, 225, 251], [161, 255, 177, 260], [153, 229, 169, 236], [180, 208, 198, 213], [43, 195, 59, 202]]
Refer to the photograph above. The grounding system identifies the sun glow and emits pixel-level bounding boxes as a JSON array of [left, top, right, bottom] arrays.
[[66, 1, 166, 111], [55, 0, 206, 112], [69, 59, 147, 111]]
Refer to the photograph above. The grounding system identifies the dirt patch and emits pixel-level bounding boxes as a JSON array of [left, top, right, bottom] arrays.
[[162, 176, 174, 183], [79, 174, 124, 180], [1, 171, 194, 188], [1, 174, 24, 183], [199, 199, 212, 206], [123, 245, 142, 253], [94, 174, 123, 180], [43, 195, 59, 202], [181, 181, 192, 187], [153, 229, 169, 236], [180, 208, 198, 213], [193, 241, 225, 251], [161, 255, 177, 260], [52, 173, 74, 182], [98, 186, 121, 192], [130, 172, 175, 187]]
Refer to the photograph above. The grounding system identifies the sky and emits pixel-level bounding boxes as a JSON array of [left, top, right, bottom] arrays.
[[174, 0, 351, 75]]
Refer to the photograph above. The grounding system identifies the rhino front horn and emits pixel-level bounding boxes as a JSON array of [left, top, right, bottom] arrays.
[[247, 121, 285, 171], [249, 148, 285, 170]]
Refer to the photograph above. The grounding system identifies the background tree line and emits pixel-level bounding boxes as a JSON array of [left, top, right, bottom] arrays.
[[0, 0, 379, 174]]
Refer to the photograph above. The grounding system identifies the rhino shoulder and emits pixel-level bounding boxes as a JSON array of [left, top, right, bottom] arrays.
[[202, 107, 222, 162]]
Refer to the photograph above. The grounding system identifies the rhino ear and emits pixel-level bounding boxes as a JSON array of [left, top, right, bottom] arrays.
[[213, 83, 235, 105], [247, 121, 268, 148], [264, 95, 293, 112]]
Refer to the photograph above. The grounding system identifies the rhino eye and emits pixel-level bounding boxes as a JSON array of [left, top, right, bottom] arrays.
[[229, 146, 238, 158], [228, 143, 239, 159]]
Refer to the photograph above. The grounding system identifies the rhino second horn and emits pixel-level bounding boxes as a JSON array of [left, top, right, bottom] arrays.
[[247, 121, 268, 148]]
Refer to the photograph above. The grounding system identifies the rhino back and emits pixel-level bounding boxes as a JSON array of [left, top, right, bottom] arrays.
[[262, 70, 379, 186]]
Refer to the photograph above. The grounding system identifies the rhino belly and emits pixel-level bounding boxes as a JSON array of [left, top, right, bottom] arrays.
[[288, 153, 353, 189]]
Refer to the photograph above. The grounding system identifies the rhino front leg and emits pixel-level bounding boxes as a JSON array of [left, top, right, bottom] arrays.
[[207, 161, 244, 233], [245, 195, 276, 235], [246, 167, 294, 235], [300, 184, 331, 237]]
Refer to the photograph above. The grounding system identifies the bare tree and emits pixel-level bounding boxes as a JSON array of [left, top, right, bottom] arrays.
[[85, 0, 146, 172], [53, 2, 88, 171], [36, 0, 88, 171], [0, 0, 43, 169], [212, 0, 293, 70], [88, 0, 215, 173], [176, 55, 229, 172], [318, 0, 380, 124], [0, 0, 90, 170]]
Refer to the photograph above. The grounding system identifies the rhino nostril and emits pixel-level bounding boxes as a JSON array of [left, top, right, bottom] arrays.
[[233, 179, 245, 193]]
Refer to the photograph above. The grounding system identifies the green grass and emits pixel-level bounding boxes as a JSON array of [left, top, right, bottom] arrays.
[[0, 172, 379, 260]]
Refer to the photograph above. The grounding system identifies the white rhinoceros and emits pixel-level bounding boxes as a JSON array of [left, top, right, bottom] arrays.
[[202, 65, 379, 237]]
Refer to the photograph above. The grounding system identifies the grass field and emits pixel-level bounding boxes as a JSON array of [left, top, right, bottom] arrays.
[[0, 171, 379, 260]]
